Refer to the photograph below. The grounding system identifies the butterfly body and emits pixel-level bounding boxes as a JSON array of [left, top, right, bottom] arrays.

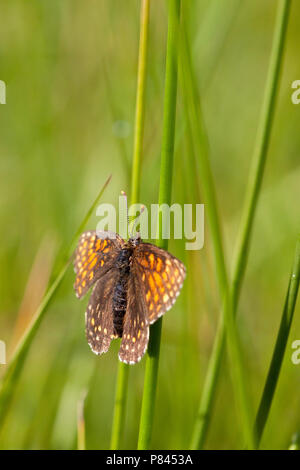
[[74, 230, 186, 364], [112, 242, 136, 337]]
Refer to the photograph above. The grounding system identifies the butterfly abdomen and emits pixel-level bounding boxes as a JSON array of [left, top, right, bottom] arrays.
[[112, 247, 133, 337]]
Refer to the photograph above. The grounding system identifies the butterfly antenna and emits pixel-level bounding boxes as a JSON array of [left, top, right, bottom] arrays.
[[120, 190, 130, 237]]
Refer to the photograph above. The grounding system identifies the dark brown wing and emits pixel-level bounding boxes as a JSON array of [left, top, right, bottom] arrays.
[[118, 271, 149, 365], [74, 230, 124, 298], [86, 268, 119, 355], [132, 242, 186, 324]]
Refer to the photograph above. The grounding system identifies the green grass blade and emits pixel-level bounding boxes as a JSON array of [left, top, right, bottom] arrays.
[[110, 0, 150, 450], [110, 361, 130, 450], [189, 0, 291, 449], [102, 62, 131, 182], [255, 237, 300, 447], [130, 0, 150, 205], [0, 174, 112, 425], [231, 0, 292, 309], [137, 0, 181, 450], [179, 4, 255, 449]]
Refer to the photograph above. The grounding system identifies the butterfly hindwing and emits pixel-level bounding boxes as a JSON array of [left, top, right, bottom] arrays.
[[85, 268, 119, 355], [74, 230, 124, 298], [118, 272, 149, 364], [133, 243, 186, 324]]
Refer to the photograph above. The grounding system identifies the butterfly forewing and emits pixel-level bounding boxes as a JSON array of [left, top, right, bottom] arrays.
[[74, 230, 123, 298], [133, 243, 186, 324], [85, 268, 119, 355], [118, 273, 149, 364]]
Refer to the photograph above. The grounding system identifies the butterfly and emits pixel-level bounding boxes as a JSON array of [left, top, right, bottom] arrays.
[[73, 230, 186, 364]]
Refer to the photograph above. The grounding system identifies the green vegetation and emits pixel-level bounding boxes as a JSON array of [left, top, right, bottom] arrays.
[[0, 0, 299, 450]]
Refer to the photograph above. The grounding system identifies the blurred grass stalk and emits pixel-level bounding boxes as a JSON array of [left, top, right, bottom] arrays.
[[0, 175, 112, 426], [255, 236, 300, 447], [188, 0, 291, 449], [9, 235, 56, 352], [137, 0, 181, 450], [77, 390, 87, 450], [110, 0, 150, 450], [179, 2, 255, 450]]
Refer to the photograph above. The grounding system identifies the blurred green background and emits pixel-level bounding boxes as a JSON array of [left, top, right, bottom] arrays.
[[0, 0, 299, 450]]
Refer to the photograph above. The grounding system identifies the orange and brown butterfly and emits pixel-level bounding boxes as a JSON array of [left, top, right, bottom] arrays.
[[73, 227, 186, 364]]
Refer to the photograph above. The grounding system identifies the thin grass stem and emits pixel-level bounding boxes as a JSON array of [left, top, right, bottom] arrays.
[[131, 0, 150, 205], [137, 0, 181, 450], [110, 0, 150, 450], [180, 6, 255, 449], [110, 360, 130, 450], [231, 0, 292, 309]]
